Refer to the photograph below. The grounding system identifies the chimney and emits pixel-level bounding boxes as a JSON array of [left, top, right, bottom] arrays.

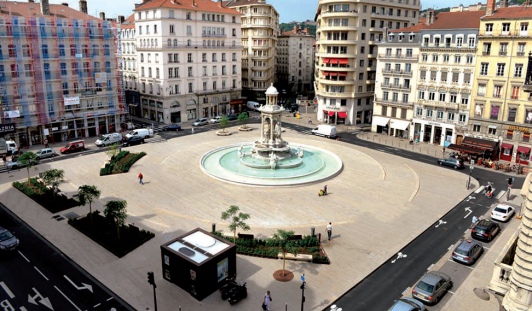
[[218, 0, 223, 7], [293, 25, 297, 32], [61, 3, 69, 7], [425, 9, 435, 25], [192, 0, 197, 6], [79, 0, 87, 14], [118, 15, 125, 23], [40, 0, 50, 15], [99, 12, 106, 20], [487, 0, 496, 15], [28, 0, 34, 3], [500, 0, 508, 7]]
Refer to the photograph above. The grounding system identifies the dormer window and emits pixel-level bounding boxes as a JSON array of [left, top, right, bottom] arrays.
[[398, 32, 404, 41], [388, 33, 394, 41]]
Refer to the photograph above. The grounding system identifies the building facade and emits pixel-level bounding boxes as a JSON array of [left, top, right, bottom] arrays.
[[133, 0, 243, 124], [225, 0, 279, 103], [0, 1, 125, 147], [277, 26, 315, 95], [469, 0, 532, 164], [314, 0, 420, 126], [118, 15, 140, 120]]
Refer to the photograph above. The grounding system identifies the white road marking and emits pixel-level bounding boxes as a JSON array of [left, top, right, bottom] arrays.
[[427, 263, 435, 270], [464, 207, 472, 218], [474, 186, 485, 194], [448, 244, 454, 251], [402, 287, 411, 296], [54, 286, 81, 311], [34, 267, 49, 281], [0, 281, 15, 299], [18, 250, 30, 262]]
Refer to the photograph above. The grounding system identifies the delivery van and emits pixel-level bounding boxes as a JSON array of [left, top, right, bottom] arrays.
[[126, 128, 153, 139], [60, 140, 85, 154], [311, 125, 337, 139], [246, 101, 261, 111], [95, 132, 123, 147]]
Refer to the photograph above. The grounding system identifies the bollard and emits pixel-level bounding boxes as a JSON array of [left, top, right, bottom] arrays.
[[212, 223, 216, 233], [311, 227, 315, 237], [318, 232, 321, 244]]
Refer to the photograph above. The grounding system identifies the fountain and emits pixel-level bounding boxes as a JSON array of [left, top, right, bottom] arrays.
[[200, 84, 342, 186]]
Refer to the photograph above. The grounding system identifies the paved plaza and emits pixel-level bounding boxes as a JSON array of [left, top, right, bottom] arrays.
[[0, 125, 472, 311]]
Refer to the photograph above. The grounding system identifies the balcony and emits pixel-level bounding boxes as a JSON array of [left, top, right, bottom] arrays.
[[381, 84, 411, 91], [374, 97, 414, 107], [487, 232, 517, 295]]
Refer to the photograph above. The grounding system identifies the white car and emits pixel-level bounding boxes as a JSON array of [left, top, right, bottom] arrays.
[[210, 116, 222, 124], [193, 118, 209, 126], [491, 204, 515, 222]]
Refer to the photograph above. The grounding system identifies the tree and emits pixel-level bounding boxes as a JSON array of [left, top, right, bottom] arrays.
[[271, 229, 297, 276], [104, 200, 127, 240], [220, 205, 250, 243], [218, 115, 229, 133], [237, 112, 250, 129], [78, 185, 101, 222], [105, 143, 120, 160], [41, 169, 65, 197], [18, 152, 38, 186]]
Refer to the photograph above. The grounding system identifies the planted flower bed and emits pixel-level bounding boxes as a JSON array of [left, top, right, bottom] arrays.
[[12, 178, 80, 213], [100, 151, 146, 176], [68, 211, 155, 258]]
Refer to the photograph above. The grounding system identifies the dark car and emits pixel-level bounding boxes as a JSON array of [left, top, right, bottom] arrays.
[[227, 114, 238, 121], [437, 157, 464, 169], [162, 123, 181, 131], [451, 239, 484, 265], [0, 226, 19, 252], [471, 219, 501, 242], [122, 135, 145, 147], [412, 271, 453, 305]]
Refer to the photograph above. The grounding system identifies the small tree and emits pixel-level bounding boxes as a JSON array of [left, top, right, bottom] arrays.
[[271, 229, 297, 276], [18, 152, 38, 186], [237, 112, 249, 129], [219, 116, 229, 133], [78, 185, 101, 223], [41, 169, 65, 196], [105, 143, 120, 160], [104, 200, 127, 240], [220, 205, 250, 243]]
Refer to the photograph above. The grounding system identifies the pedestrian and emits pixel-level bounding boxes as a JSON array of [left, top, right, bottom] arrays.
[[472, 215, 478, 225], [138, 172, 144, 185], [308, 117, 312, 124], [263, 290, 272, 311], [192, 127, 195, 134], [326, 222, 332, 241]]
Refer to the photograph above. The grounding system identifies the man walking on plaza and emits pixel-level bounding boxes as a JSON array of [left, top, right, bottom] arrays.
[[326, 222, 332, 241], [138, 172, 144, 185]]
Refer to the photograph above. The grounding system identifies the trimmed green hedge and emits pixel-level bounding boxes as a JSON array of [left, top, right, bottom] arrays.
[[12, 178, 80, 213], [100, 151, 147, 176]]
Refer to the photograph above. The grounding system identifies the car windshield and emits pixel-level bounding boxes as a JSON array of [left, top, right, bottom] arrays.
[[494, 207, 507, 213], [98, 135, 106, 140], [64, 144, 70, 148], [0, 230, 13, 242], [416, 280, 435, 293]]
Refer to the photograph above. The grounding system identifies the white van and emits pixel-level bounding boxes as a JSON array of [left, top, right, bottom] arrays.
[[126, 128, 154, 139], [95, 132, 123, 147], [311, 125, 337, 139], [246, 101, 261, 111]]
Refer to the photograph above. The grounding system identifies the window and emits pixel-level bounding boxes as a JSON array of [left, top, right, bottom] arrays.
[[416, 107, 423, 116], [518, 43, 526, 56], [448, 111, 455, 121], [515, 64, 523, 77], [427, 109, 433, 117], [499, 43, 508, 55], [450, 93, 457, 103], [512, 86, 520, 99], [483, 43, 491, 55], [477, 84, 486, 96], [439, 93, 446, 101], [502, 23, 510, 33], [468, 37, 475, 48], [466, 55, 473, 64], [488, 127, 497, 135], [188, 67, 193, 77], [494, 85, 503, 98], [454, 55, 461, 63], [457, 37, 463, 47], [496, 63, 505, 76], [490, 105, 500, 120], [418, 90, 425, 99], [169, 25, 174, 34], [473, 124, 481, 132], [429, 91, 435, 100], [486, 23, 493, 32], [521, 22, 528, 33], [432, 54, 438, 62], [508, 107, 517, 122], [459, 114, 467, 122], [443, 54, 449, 62], [480, 63, 489, 75], [422, 54, 428, 62], [464, 73, 471, 84]]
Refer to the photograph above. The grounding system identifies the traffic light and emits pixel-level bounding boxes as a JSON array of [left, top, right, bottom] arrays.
[[508, 177, 514, 186], [147, 271, 155, 286]]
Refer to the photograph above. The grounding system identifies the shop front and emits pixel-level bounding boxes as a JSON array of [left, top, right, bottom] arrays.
[[517, 145, 531, 165], [448, 136, 499, 160], [389, 119, 410, 138], [412, 119, 456, 146], [371, 116, 389, 134], [500, 143, 513, 162]]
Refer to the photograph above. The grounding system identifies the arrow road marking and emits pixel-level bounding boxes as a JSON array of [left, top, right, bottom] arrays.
[[28, 288, 54, 310], [64, 275, 93, 293], [435, 220, 447, 228], [466, 196, 476, 202], [391, 252, 408, 263], [464, 207, 472, 219]]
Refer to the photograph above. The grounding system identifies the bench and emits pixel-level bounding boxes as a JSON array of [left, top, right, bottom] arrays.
[[277, 252, 312, 262]]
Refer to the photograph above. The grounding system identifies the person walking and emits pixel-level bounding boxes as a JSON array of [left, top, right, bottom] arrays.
[[326, 222, 332, 241], [263, 290, 272, 311], [138, 172, 144, 185]]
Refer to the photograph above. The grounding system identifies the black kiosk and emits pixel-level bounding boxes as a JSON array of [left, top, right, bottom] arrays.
[[160, 228, 236, 301]]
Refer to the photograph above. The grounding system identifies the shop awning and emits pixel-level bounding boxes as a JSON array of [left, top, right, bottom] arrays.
[[338, 59, 349, 65], [329, 72, 338, 77], [461, 136, 498, 150], [338, 72, 347, 77], [338, 111, 347, 118], [501, 143, 514, 150], [372, 116, 390, 126], [328, 111, 335, 116], [328, 58, 339, 64], [390, 119, 410, 130], [517, 146, 531, 154], [323, 58, 331, 64], [230, 99, 244, 105], [447, 144, 486, 155]]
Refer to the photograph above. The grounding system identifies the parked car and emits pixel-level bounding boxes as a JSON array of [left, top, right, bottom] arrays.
[[437, 158, 464, 169], [451, 239, 484, 265], [122, 135, 145, 147], [388, 297, 426, 311], [35, 148, 57, 160], [95, 133, 123, 147], [311, 125, 337, 139], [193, 118, 209, 126], [125, 128, 153, 139], [412, 271, 453, 305], [491, 204, 515, 222], [0, 226, 19, 251], [210, 116, 222, 124], [227, 114, 238, 121], [60, 140, 85, 154], [471, 219, 501, 242], [162, 123, 181, 131]]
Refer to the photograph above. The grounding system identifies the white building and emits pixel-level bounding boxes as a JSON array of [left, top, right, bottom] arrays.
[[119, 15, 139, 119], [132, 0, 243, 124]]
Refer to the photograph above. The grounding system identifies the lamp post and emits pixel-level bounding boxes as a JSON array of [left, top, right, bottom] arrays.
[[300, 274, 306, 311], [147, 271, 158, 311], [468, 160, 474, 189]]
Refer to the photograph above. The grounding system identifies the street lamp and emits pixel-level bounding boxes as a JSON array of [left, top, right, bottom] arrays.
[[468, 160, 474, 189]]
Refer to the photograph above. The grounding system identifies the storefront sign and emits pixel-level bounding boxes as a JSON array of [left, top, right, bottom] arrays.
[[0, 123, 15, 134], [428, 122, 442, 126], [64, 96, 80, 106], [325, 106, 343, 111], [508, 125, 530, 133], [3, 110, 20, 118]]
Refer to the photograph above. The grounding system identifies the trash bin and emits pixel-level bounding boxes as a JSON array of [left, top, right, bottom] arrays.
[[293, 112, 296, 117], [311, 227, 315, 237]]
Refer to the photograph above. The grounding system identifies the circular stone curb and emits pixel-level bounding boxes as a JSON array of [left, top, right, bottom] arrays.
[[239, 127, 253, 131], [272, 270, 294, 282], [216, 131, 232, 136]]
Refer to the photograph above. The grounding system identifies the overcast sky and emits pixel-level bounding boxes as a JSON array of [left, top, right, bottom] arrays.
[[56, 0, 484, 23]]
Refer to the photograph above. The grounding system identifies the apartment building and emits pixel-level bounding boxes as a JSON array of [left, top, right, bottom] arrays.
[[118, 15, 140, 118], [470, 0, 532, 165], [413, 10, 484, 146], [0, 0, 125, 147], [372, 23, 423, 138], [277, 26, 315, 95], [225, 0, 279, 103], [133, 0, 242, 123], [314, 0, 420, 125]]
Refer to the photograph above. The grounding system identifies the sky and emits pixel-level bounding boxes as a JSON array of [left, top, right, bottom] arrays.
[[57, 0, 484, 22]]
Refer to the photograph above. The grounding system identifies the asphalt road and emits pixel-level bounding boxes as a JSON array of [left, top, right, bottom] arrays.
[[0, 204, 135, 311]]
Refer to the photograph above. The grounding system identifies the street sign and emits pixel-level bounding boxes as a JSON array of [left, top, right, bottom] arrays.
[[301, 274, 305, 282]]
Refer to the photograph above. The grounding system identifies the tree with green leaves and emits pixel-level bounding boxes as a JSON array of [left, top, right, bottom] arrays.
[[237, 112, 250, 129], [220, 205, 250, 243], [218, 115, 229, 133], [271, 229, 297, 276], [41, 169, 65, 197], [78, 185, 101, 222], [105, 143, 120, 160], [18, 151, 38, 185], [104, 200, 127, 240]]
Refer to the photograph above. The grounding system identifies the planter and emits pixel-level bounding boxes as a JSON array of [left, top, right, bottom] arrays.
[[239, 126, 253, 132], [216, 131, 232, 136]]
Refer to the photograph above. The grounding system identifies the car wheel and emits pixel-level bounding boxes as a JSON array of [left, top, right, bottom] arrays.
[[454, 165, 458, 169], [438, 161, 443, 165], [448, 281, 453, 289]]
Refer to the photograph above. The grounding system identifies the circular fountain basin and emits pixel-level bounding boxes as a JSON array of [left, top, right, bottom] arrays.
[[200, 143, 343, 186]]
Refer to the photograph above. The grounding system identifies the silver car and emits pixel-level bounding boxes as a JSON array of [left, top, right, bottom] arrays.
[[0, 226, 19, 251], [388, 297, 426, 311], [36, 148, 57, 159], [193, 118, 209, 126], [412, 271, 452, 305], [452, 239, 484, 265]]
